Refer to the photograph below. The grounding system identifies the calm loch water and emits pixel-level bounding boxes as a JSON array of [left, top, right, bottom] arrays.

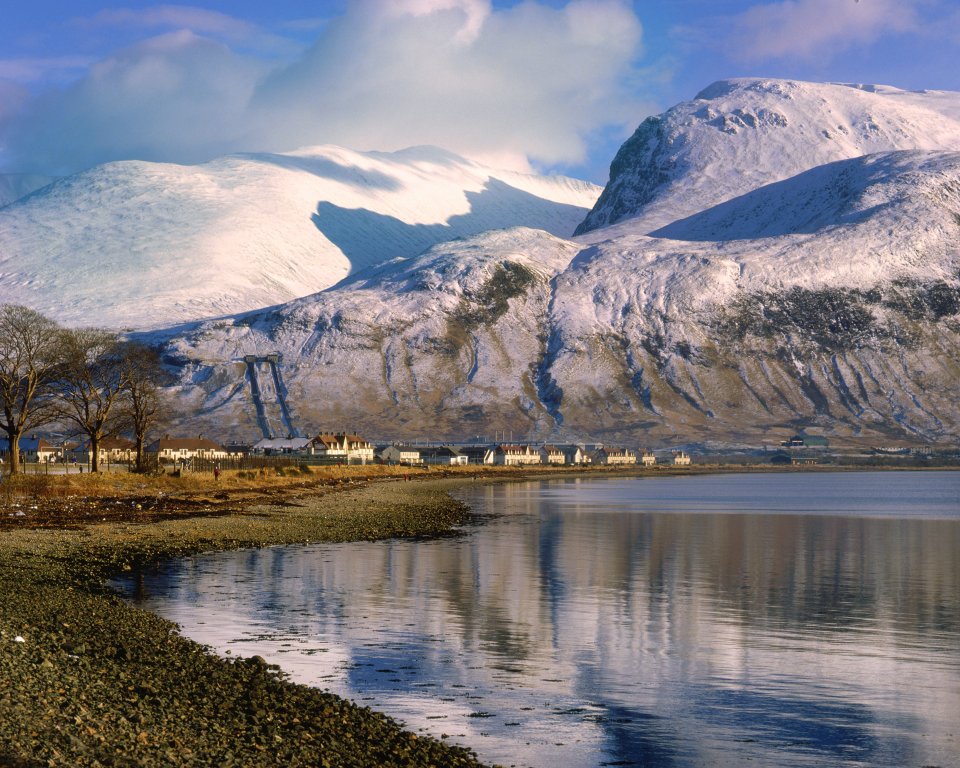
[[116, 471, 960, 767]]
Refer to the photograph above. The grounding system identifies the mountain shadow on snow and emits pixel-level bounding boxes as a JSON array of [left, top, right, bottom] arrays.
[[650, 151, 954, 242], [312, 178, 590, 275], [237, 152, 403, 192]]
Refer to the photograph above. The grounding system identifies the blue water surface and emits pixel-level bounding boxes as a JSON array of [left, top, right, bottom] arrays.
[[115, 471, 960, 768]]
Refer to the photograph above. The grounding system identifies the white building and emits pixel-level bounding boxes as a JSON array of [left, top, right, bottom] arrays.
[[559, 445, 591, 465], [641, 451, 657, 467], [673, 451, 692, 466], [457, 445, 496, 465], [312, 433, 375, 464], [73, 437, 135, 465], [145, 437, 229, 463], [493, 444, 542, 466], [377, 445, 422, 465], [539, 445, 566, 465], [0, 436, 58, 463], [592, 447, 637, 466]]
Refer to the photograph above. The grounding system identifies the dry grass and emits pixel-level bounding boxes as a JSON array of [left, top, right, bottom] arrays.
[[0, 463, 436, 501], [0, 460, 658, 503]]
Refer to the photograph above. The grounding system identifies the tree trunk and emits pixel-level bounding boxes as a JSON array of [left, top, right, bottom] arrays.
[[3, 427, 22, 475], [90, 433, 101, 473], [135, 435, 145, 473]]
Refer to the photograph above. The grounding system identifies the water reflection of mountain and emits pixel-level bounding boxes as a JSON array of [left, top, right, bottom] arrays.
[[130, 472, 960, 768]]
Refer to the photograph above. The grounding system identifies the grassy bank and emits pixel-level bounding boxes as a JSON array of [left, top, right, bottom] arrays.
[[0, 471, 492, 768]]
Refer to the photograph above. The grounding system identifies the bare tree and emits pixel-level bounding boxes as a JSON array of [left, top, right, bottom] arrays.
[[0, 305, 63, 475], [54, 328, 130, 473], [116, 341, 169, 472]]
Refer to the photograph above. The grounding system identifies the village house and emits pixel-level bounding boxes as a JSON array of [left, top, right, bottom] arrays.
[[493, 444, 541, 466], [145, 437, 229, 464], [376, 444, 422, 465], [539, 445, 566, 465], [252, 437, 313, 456], [0, 436, 58, 463], [592, 447, 637, 466], [641, 450, 657, 467], [419, 446, 468, 466], [673, 451, 692, 466], [559, 444, 591, 465], [311, 433, 375, 464], [72, 437, 135, 466], [56, 441, 79, 461], [458, 445, 496, 465], [781, 433, 829, 449]]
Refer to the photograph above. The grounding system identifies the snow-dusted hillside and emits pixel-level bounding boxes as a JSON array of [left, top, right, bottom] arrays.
[[156, 81, 960, 447], [160, 227, 580, 438], [0, 146, 600, 329], [542, 149, 960, 442], [159, 156, 960, 445], [576, 79, 960, 235]]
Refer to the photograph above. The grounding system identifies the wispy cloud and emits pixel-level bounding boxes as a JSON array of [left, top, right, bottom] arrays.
[[0, 56, 94, 84], [3, 31, 266, 174], [715, 0, 920, 62], [0, 0, 649, 176], [74, 4, 299, 55]]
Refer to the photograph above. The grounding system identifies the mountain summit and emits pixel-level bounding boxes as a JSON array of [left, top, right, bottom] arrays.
[[576, 78, 960, 235]]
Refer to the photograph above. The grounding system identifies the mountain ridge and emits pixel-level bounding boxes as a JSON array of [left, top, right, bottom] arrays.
[[0, 146, 600, 329]]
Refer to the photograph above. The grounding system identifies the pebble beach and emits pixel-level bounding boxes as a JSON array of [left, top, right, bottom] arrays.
[[0, 473, 492, 767]]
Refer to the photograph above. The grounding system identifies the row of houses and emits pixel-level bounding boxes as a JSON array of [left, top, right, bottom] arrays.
[[3, 432, 693, 468], [253, 436, 692, 467], [0, 436, 232, 465]]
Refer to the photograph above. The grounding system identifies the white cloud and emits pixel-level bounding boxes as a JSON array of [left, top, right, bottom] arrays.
[[248, 0, 644, 170], [0, 0, 647, 176], [723, 0, 919, 62], [4, 31, 265, 174]]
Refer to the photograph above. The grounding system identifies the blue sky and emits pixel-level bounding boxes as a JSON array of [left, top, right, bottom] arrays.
[[1, 0, 958, 182]]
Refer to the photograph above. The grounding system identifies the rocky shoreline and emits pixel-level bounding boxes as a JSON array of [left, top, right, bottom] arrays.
[[0, 474, 492, 767]]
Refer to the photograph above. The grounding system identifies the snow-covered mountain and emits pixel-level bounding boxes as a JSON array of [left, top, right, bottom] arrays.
[[576, 79, 960, 235], [155, 79, 960, 446], [0, 146, 600, 328]]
